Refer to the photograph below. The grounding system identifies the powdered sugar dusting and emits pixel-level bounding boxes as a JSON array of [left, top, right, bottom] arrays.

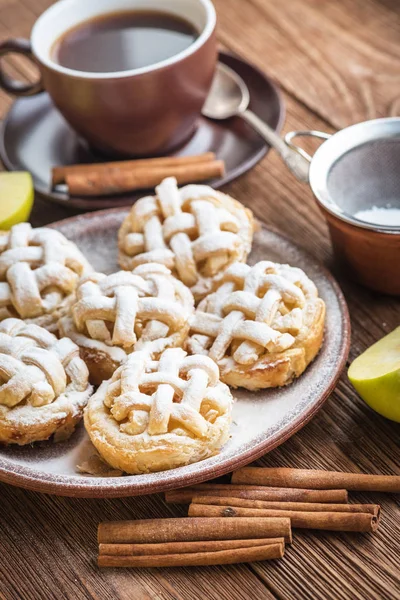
[[0, 210, 350, 496]]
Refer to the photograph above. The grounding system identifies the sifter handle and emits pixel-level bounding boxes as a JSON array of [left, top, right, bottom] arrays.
[[284, 130, 331, 163]]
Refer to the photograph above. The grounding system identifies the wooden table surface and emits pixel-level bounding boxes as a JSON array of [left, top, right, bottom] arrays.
[[1, 1, 399, 598]]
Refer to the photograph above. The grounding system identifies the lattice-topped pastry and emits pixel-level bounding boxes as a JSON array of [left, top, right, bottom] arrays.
[[0, 318, 92, 445], [84, 347, 233, 474], [59, 263, 194, 385], [187, 261, 326, 390], [0, 223, 92, 333], [118, 177, 254, 301]]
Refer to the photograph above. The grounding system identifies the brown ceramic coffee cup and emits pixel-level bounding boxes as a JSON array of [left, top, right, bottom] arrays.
[[0, 0, 217, 156]]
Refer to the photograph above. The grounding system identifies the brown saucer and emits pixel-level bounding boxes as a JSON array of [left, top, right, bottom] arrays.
[[0, 211, 350, 497], [0, 52, 284, 211]]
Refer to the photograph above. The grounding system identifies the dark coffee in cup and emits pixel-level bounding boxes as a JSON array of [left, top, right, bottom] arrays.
[[52, 10, 199, 73], [0, 0, 217, 157]]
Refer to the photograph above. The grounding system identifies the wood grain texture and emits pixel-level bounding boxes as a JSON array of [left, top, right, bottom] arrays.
[[214, 0, 400, 127], [0, 0, 399, 599]]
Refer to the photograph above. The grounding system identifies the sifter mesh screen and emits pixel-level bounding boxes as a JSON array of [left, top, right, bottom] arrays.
[[326, 138, 400, 214]]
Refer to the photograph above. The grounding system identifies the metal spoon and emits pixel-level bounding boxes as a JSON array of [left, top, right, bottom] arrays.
[[202, 63, 310, 182]]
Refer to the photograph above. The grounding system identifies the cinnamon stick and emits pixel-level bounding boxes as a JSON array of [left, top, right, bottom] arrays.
[[188, 504, 380, 533], [191, 496, 380, 517], [98, 517, 292, 544], [99, 537, 285, 556], [165, 485, 348, 504], [52, 152, 216, 185], [98, 543, 284, 568], [66, 160, 225, 196], [231, 468, 400, 493]]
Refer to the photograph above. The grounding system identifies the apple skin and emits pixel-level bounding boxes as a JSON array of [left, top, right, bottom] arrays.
[[0, 172, 34, 230], [348, 368, 400, 423]]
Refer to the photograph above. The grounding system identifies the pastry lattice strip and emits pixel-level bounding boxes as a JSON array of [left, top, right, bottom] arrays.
[[72, 264, 192, 354], [104, 348, 230, 437], [0, 318, 88, 408], [0, 223, 90, 319], [190, 261, 318, 365], [122, 177, 242, 287]]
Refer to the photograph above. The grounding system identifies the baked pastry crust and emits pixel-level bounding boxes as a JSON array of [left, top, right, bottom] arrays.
[[84, 347, 233, 474], [118, 177, 254, 301], [187, 261, 326, 390], [0, 318, 92, 445], [59, 263, 194, 385], [0, 223, 92, 333]]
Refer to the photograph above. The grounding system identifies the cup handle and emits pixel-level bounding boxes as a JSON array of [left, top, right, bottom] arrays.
[[0, 39, 43, 96]]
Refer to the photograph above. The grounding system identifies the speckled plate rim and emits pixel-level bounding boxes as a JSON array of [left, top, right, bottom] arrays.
[[0, 210, 351, 497]]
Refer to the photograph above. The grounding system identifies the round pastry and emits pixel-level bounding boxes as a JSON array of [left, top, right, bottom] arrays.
[[118, 176, 254, 301], [59, 263, 194, 385], [0, 222, 92, 333], [0, 318, 92, 445], [187, 261, 326, 390], [84, 347, 233, 474]]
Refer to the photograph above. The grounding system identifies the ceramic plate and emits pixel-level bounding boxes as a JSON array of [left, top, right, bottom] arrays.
[[0, 210, 350, 497], [0, 52, 284, 211]]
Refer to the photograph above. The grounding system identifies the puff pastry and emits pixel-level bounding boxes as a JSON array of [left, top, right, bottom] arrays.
[[59, 263, 194, 384], [118, 177, 254, 301], [84, 347, 233, 474], [0, 318, 92, 445], [0, 223, 92, 333], [187, 261, 326, 390]]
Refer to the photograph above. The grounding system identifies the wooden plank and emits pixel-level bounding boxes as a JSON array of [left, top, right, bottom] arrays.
[[247, 387, 400, 598], [0, 483, 279, 600], [306, 0, 400, 49], [213, 0, 400, 127]]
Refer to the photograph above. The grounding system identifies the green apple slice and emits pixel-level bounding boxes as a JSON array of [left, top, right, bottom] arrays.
[[348, 327, 400, 422], [0, 172, 34, 230]]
